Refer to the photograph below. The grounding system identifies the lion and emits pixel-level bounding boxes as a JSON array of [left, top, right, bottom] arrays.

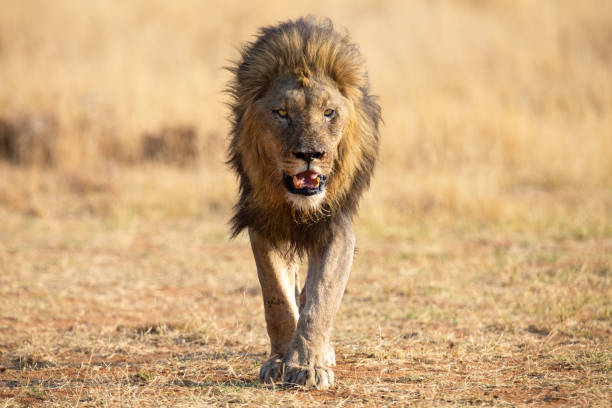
[[227, 17, 381, 389]]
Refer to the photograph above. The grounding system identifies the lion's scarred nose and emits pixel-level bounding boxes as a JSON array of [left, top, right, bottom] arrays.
[[293, 151, 325, 163]]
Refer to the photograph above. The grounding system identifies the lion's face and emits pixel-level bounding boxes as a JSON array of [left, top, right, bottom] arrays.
[[254, 75, 352, 211]]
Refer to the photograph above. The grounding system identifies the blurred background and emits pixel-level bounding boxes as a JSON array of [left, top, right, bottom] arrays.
[[1, 0, 611, 240]]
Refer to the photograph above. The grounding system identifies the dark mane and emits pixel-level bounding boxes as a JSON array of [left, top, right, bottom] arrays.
[[226, 17, 381, 252]]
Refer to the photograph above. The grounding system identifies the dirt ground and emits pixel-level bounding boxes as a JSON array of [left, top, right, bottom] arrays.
[[1, 1, 611, 406], [1, 190, 610, 407]]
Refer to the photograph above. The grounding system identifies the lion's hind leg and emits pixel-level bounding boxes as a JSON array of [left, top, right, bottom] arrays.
[[248, 229, 300, 384]]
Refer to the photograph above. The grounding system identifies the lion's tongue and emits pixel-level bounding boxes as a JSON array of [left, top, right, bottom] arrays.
[[293, 171, 320, 189]]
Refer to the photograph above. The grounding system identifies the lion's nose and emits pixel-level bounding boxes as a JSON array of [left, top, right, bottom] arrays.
[[293, 151, 324, 163]]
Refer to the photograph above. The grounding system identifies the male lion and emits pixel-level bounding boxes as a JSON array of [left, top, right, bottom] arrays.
[[227, 17, 380, 389]]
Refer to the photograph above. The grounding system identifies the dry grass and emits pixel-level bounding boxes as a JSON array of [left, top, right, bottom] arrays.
[[1, 0, 611, 406]]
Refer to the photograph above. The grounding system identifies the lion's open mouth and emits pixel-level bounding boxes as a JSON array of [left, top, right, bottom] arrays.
[[284, 171, 327, 196]]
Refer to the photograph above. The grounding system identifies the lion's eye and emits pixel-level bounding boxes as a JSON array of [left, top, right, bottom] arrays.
[[324, 108, 335, 118], [275, 109, 288, 118]]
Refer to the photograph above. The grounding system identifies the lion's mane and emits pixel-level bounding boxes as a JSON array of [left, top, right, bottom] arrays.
[[227, 17, 381, 251]]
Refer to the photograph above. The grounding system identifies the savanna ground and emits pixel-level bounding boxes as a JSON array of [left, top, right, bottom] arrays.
[[1, 1, 611, 406]]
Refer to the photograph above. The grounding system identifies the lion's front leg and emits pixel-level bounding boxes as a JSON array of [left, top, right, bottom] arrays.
[[283, 221, 355, 390], [248, 229, 300, 384]]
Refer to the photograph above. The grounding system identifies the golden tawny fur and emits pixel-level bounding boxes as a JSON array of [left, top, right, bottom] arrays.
[[226, 17, 380, 389]]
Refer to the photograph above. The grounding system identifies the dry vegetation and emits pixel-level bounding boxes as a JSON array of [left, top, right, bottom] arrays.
[[1, 0, 611, 406]]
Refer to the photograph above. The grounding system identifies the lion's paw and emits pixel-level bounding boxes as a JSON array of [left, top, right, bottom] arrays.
[[259, 355, 283, 384], [283, 365, 334, 390]]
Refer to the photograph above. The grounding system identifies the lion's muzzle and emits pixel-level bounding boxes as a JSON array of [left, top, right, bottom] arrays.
[[284, 171, 327, 196]]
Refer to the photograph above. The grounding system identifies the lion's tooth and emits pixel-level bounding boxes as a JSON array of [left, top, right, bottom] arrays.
[[293, 176, 300, 188], [313, 176, 320, 187]]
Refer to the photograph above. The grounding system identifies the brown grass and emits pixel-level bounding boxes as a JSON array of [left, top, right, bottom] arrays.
[[0, 0, 611, 406]]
